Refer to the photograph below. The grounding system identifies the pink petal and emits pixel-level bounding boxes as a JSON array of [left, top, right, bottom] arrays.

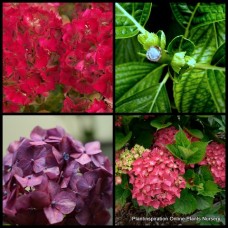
[[44, 206, 64, 224], [85, 141, 102, 155], [55, 192, 76, 214], [76, 154, 91, 165]]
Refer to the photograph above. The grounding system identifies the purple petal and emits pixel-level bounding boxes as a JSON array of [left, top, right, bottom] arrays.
[[85, 141, 102, 155], [44, 166, 60, 180], [61, 176, 71, 188], [76, 176, 91, 193], [54, 191, 76, 214], [44, 206, 64, 224], [59, 136, 72, 154], [52, 147, 63, 164], [17, 159, 32, 176], [47, 127, 65, 138], [30, 141, 47, 146], [48, 181, 61, 197], [16, 139, 33, 161], [30, 191, 51, 209], [30, 126, 46, 141], [14, 174, 43, 188], [15, 194, 31, 211], [64, 160, 79, 177], [84, 171, 99, 186], [75, 207, 90, 225], [33, 157, 46, 173], [76, 154, 91, 165]]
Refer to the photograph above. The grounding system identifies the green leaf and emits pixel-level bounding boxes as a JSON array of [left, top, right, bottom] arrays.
[[115, 185, 131, 206], [115, 36, 145, 65], [116, 63, 170, 113], [167, 35, 195, 56], [170, 3, 225, 29], [115, 131, 132, 151], [195, 195, 214, 210], [211, 43, 225, 66], [184, 128, 204, 139], [198, 180, 220, 197], [115, 62, 162, 102], [115, 3, 152, 39], [174, 189, 197, 214], [116, 83, 171, 113], [166, 144, 184, 160], [140, 206, 156, 215], [187, 141, 208, 164], [44, 85, 64, 112], [175, 128, 191, 148], [150, 119, 172, 130], [199, 166, 214, 181], [173, 3, 225, 113], [206, 69, 225, 113], [178, 146, 196, 159]]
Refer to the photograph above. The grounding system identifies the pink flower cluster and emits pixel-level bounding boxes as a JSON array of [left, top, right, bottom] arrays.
[[129, 148, 186, 209], [3, 3, 112, 113], [199, 142, 225, 188]]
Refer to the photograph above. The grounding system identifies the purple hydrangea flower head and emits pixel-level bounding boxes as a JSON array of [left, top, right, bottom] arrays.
[[3, 126, 113, 225]]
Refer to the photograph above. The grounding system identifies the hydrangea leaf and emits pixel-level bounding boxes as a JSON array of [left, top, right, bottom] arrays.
[[167, 35, 195, 56], [116, 36, 144, 65], [115, 185, 131, 206], [172, 3, 225, 113], [115, 131, 132, 151], [198, 180, 221, 197], [115, 3, 152, 39], [173, 189, 197, 214], [195, 195, 213, 210]]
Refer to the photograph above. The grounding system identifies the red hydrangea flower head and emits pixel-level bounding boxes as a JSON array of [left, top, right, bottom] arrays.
[[128, 148, 186, 209], [199, 142, 225, 188], [3, 126, 112, 225]]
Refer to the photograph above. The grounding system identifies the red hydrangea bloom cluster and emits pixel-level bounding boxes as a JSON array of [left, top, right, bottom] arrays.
[[3, 126, 112, 225], [3, 3, 113, 113], [198, 142, 225, 188], [128, 148, 186, 209]]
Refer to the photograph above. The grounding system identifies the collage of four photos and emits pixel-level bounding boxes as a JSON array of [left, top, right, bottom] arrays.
[[2, 2, 226, 226]]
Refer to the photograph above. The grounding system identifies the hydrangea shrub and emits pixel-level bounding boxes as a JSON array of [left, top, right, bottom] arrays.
[[3, 126, 113, 225], [115, 115, 225, 221], [3, 3, 113, 113]]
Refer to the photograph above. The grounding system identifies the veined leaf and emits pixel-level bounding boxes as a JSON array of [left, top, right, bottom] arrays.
[[170, 3, 225, 29], [116, 84, 171, 113], [173, 189, 197, 214], [211, 43, 225, 66], [116, 63, 170, 112], [206, 69, 225, 113], [115, 3, 152, 39], [115, 36, 144, 65], [172, 3, 225, 113], [115, 62, 163, 101], [167, 35, 195, 56]]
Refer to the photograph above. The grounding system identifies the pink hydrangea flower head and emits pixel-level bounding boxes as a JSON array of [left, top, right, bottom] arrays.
[[128, 148, 186, 209], [199, 142, 225, 188]]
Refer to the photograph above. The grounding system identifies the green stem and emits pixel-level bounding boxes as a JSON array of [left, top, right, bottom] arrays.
[[149, 72, 169, 112], [184, 3, 201, 39], [194, 63, 225, 72], [115, 3, 147, 34], [179, 3, 200, 50]]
